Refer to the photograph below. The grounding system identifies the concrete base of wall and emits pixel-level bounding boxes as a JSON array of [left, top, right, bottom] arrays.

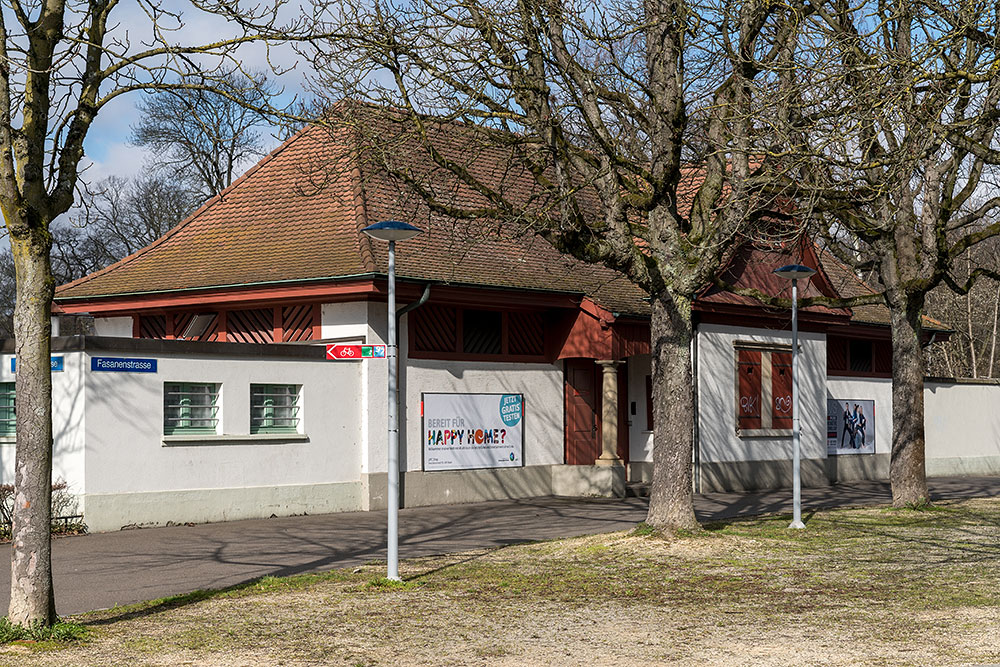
[[82, 482, 363, 533], [700, 459, 830, 493], [399, 466, 555, 507], [552, 464, 626, 498], [395, 464, 626, 508], [699, 454, 893, 493], [927, 456, 1000, 477], [628, 461, 653, 483]]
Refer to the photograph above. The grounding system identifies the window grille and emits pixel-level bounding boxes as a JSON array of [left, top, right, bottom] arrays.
[[0, 382, 14, 437], [250, 384, 300, 434], [164, 383, 220, 435]]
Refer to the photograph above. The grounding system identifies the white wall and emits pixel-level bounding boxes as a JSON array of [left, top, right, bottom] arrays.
[[0, 352, 87, 503], [83, 350, 362, 496], [627, 354, 653, 464], [395, 306, 563, 472], [924, 381, 1000, 465], [401, 359, 564, 471], [697, 323, 827, 463], [826, 376, 893, 456], [94, 316, 132, 337]]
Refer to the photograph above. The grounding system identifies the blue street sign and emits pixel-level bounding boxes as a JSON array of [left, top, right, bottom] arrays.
[[10, 356, 64, 372], [90, 357, 158, 373]]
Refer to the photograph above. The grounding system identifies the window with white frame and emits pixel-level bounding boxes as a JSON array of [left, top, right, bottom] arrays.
[[163, 382, 220, 435], [735, 343, 794, 435], [0, 382, 14, 437], [250, 384, 301, 434]]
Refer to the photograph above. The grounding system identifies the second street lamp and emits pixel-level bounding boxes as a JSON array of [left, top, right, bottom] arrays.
[[773, 263, 817, 530], [362, 219, 424, 581]]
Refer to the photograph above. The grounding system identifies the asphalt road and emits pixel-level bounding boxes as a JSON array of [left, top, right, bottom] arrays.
[[1, 475, 998, 616]]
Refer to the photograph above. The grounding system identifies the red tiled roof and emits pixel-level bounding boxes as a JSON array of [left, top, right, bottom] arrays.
[[55, 111, 898, 326]]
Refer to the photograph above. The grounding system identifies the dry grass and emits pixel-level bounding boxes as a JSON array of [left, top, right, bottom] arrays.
[[4, 498, 1000, 666]]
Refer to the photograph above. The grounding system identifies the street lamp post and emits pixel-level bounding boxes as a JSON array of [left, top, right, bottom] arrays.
[[773, 263, 817, 530], [362, 220, 424, 580]]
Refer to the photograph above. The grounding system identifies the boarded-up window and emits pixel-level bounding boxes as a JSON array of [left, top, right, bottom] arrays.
[[737, 349, 762, 430]]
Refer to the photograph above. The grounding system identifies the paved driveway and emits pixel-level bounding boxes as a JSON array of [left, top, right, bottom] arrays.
[[1, 475, 998, 615]]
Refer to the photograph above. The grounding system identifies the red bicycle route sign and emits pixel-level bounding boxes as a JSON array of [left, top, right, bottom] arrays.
[[326, 344, 387, 360]]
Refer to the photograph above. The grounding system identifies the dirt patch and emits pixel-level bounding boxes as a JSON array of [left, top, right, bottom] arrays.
[[4, 499, 1000, 666]]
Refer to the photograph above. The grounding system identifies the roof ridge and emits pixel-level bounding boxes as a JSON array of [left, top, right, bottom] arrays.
[[348, 131, 377, 274], [55, 126, 319, 296]]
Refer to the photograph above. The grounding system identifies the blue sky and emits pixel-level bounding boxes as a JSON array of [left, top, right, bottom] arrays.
[[77, 1, 312, 186]]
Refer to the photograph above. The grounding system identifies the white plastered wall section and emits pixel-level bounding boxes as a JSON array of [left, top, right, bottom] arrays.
[[924, 380, 1000, 475], [0, 351, 87, 510], [832, 375, 1000, 477], [626, 354, 654, 481], [81, 349, 363, 531], [395, 305, 568, 505], [825, 377, 893, 457], [696, 323, 827, 491]]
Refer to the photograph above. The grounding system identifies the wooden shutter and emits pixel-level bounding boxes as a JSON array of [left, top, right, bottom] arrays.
[[771, 351, 793, 429], [736, 349, 762, 430]]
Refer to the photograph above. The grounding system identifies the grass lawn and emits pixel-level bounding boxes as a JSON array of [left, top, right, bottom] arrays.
[[3, 497, 1000, 666]]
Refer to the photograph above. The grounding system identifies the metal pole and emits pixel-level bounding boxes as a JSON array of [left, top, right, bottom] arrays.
[[790, 277, 805, 529], [387, 239, 400, 579]]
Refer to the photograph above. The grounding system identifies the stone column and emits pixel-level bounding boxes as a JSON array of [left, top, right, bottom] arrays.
[[595, 360, 623, 466]]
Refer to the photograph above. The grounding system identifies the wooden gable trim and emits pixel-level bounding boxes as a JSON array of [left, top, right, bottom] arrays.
[[57, 279, 380, 316]]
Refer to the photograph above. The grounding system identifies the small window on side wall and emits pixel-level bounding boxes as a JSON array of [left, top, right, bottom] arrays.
[[164, 382, 220, 435], [0, 382, 14, 437], [250, 384, 301, 434]]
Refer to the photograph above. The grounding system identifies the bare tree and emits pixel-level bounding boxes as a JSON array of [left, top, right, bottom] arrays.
[[772, 0, 1000, 505], [51, 176, 197, 282], [0, 0, 312, 627], [131, 70, 277, 199], [925, 240, 1000, 379], [306, 0, 811, 530]]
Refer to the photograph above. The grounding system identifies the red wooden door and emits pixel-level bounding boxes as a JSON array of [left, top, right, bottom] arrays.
[[565, 359, 601, 465]]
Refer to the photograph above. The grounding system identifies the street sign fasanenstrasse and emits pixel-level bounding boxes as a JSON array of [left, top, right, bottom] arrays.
[[326, 344, 387, 360]]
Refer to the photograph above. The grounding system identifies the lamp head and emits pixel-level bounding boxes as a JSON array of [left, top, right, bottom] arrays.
[[362, 220, 423, 242], [773, 264, 817, 281]]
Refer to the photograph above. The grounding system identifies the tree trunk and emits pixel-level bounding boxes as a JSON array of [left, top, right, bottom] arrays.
[[887, 292, 929, 507], [7, 235, 56, 626], [645, 290, 700, 531]]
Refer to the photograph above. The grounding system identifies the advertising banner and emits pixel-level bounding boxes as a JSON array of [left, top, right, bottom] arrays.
[[423, 393, 524, 471], [827, 399, 875, 455]]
